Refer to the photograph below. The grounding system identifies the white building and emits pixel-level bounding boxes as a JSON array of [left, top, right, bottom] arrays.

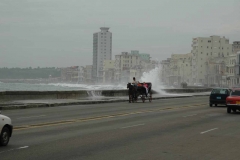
[[92, 27, 112, 83], [191, 35, 232, 85]]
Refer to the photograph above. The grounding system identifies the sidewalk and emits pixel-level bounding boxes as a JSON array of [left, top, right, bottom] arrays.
[[0, 92, 210, 110]]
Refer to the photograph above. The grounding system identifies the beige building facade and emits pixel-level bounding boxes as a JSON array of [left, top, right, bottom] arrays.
[[114, 52, 141, 82], [103, 60, 115, 83], [114, 51, 154, 83]]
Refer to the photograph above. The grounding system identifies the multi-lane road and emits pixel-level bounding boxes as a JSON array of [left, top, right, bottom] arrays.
[[1, 96, 240, 160]]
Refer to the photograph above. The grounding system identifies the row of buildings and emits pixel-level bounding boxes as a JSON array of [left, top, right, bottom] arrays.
[[160, 35, 240, 87], [60, 27, 156, 84], [60, 50, 157, 84]]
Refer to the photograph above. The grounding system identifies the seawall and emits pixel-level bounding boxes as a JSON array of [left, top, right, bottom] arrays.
[[0, 88, 212, 101]]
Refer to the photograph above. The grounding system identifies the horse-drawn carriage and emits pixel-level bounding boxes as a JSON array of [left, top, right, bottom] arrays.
[[127, 82, 152, 103]]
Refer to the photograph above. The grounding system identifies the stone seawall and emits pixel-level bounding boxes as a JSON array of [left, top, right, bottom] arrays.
[[0, 88, 212, 101], [163, 88, 212, 93]]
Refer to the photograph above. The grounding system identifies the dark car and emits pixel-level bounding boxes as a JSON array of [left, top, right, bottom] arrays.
[[209, 88, 231, 107]]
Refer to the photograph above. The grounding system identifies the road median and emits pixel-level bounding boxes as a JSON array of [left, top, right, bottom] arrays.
[[0, 94, 209, 110]]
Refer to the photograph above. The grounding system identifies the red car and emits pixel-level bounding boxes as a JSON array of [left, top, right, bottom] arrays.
[[226, 89, 240, 113]]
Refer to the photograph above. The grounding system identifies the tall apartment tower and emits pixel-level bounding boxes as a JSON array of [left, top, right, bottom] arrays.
[[92, 27, 112, 82], [191, 35, 232, 84]]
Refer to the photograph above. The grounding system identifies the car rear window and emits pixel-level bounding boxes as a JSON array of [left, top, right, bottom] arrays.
[[231, 90, 240, 96], [211, 89, 228, 94]]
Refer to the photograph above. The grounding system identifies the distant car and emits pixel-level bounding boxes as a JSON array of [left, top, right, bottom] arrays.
[[226, 89, 240, 113], [0, 112, 13, 146], [209, 88, 231, 107]]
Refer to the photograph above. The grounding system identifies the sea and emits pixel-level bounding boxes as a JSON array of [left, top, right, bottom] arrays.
[[0, 68, 167, 94], [0, 82, 126, 91]]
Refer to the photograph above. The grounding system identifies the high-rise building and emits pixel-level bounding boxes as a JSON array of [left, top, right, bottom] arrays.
[[92, 27, 112, 82]]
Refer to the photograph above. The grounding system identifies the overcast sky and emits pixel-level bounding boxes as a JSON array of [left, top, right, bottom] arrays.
[[0, 0, 240, 68]]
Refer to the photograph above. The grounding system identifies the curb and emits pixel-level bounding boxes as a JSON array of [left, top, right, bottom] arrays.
[[0, 95, 208, 110]]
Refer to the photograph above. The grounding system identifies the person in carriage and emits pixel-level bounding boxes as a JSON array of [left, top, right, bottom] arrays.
[[132, 77, 138, 85], [132, 77, 139, 99]]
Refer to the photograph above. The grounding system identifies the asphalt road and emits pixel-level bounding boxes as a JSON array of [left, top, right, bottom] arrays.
[[1, 96, 240, 160]]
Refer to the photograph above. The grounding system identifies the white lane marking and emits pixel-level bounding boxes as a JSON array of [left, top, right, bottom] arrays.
[[201, 128, 218, 134], [0, 148, 15, 154], [17, 115, 46, 119], [121, 123, 145, 129], [183, 114, 197, 118], [0, 146, 29, 154], [18, 146, 29, 149], [160, 98, 185, 100]]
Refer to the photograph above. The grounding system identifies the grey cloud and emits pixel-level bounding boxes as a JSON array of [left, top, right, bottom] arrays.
[[0, 0, 240, 67]]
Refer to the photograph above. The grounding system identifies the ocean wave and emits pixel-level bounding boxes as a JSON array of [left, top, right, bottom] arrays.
[[139, 67, 168, 95]]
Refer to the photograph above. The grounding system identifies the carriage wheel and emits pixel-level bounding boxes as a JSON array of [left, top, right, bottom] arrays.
[[149, 94, 152, 102]]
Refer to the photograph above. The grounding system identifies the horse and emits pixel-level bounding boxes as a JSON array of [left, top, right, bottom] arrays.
[[127, 83, 136, 103]]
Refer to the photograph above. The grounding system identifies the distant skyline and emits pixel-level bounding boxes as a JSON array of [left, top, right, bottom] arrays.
[[0, 0, 240, 68]]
